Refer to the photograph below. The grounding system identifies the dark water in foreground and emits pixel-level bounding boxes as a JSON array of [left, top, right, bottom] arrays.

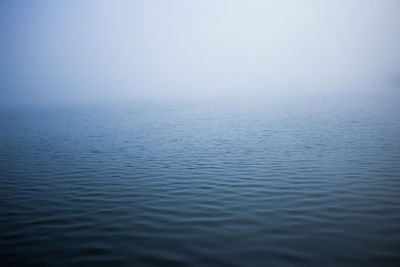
[[1, 101, 400, 266]]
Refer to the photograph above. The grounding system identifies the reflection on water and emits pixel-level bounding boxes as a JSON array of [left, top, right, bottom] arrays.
[[1, 101, 400, 266]]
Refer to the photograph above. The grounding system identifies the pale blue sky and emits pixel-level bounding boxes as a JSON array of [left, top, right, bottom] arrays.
[[1, 0, 400, 105]]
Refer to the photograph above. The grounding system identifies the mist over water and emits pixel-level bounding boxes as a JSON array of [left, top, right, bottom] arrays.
[[1, 0, 400, 105], [1, 1, 400, 266]]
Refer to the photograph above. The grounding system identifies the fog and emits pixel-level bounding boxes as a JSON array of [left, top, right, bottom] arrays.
[[1, 0, 400, 105]]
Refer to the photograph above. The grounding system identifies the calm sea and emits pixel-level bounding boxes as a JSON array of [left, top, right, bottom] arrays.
[[1, 100, 400, 266]]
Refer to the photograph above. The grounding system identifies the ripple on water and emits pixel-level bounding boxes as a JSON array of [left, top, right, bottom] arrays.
[[1, 103, 400, 266]]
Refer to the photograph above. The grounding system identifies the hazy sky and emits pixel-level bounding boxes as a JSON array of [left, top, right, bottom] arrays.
[[1, 0, 400, 105]]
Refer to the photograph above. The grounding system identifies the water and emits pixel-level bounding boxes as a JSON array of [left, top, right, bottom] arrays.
[[1, 100, 400, 266]]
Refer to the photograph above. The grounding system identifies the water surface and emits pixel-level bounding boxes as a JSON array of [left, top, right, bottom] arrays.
[[1, 100, 400, 266]]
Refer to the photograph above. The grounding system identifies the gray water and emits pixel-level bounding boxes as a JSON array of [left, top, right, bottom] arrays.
[[1, 100, 400, 266]]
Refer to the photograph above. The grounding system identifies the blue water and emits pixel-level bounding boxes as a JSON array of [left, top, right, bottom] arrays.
[[1, 100, 400, 266]]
